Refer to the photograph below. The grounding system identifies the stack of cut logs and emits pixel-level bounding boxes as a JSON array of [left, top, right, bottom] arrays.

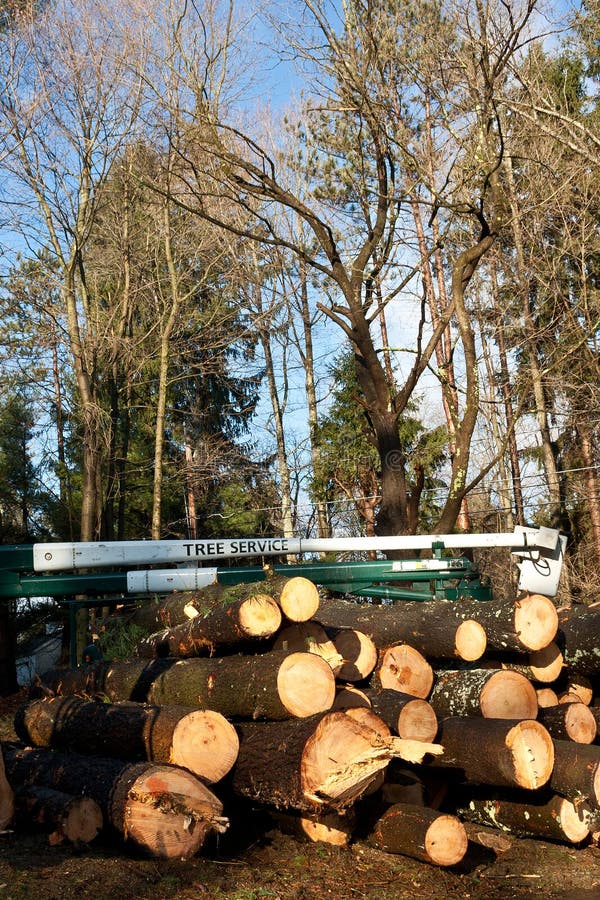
[[1, 572, 599, 866]]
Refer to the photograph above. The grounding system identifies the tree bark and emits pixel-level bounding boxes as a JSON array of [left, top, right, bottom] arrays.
[[556, 603, 600, 674], [549, 740, 600, 822], [2, 743, 226, 859], [15, 696, 239, 783], [272, 622, 344, 675]]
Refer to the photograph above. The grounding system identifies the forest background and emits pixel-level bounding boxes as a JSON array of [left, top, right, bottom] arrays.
[[0, 0, 599, 683]]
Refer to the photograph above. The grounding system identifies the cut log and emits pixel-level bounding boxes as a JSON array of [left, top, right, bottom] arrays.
[[536, 688, 559, 708], [230, 712, 442, 813], [366, 802, 468, 867], [324, 627, 378, 682], [537, 703, 597, 744], [364, 688, 438, 743], [147, 651, 336, 720], [2, 743, 226, 859], [316, 595, 487, 661], [429, 669, 538, 719], [374, 644, 434, 699], [549, 740, 600, 821], [135, 591, 282, 658], [13, 784, 103, 845], [272, 622, 344, 674], [556, 603, 600, 674], [0, 745, 15, 829], [455, 790, 590, 844], [316, 592, 557, 657], [15, 696, 239, 783], [40, 651, 336, 721], [263, 572, 321, 622], [424, 718, 554, 790]]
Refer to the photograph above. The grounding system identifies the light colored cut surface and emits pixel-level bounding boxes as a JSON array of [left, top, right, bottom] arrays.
[[273, 623, 343, 674], [125, 765, 225, 859], [397, 699, 438, 743], [454, 620, 487, 662], [302, 713, 393, 805], [378, 645, 434, 698], [279, 577, 320, 622], [480, 670, 538, 719], [63, 797, 103, 843], [238, 595, 282, 637], [300, 813, 353, 846], [559, 798, 591, 843], [277, 652, 336, 717], [513, 593, 558, 651], [505, 720, 554, 790], [171, 709, 240, 782], [424, 814, 469, 866], [536, 688, 559, 708], [345, 707, 391, 738], [563, 703, 597, 744]]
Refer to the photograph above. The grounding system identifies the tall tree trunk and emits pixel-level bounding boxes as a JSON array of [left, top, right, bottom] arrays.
[[297, 257, 329, 539], [578, 423, 600, 569], [504, 156, 562, 517]]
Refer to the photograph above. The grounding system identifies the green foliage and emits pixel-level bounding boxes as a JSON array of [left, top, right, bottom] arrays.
[[97, 619, 152, 661]]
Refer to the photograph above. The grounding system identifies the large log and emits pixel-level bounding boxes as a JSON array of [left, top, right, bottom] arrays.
[[364, 688, 438, 742], [366, 802, 468, 866], [230, 712, 442, 813], [13, 784, 103, 845], [317, 592, 558, 657], [374, 644, 434, 698], [316, 594, 487, 661], [15, 696, 239, 783], [556, 602, 600, 674], [424, 718, 554, 790], [39, 651, 336, 721], [428, 669, 538, 719], [2, 743, 227, 859], [537, 703, 597, 744], [454, 790, 590, 844], [146, 651, 336, 720]]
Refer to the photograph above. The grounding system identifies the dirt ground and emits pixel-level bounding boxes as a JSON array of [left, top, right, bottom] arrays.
[[1, 691, 600, 900]]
